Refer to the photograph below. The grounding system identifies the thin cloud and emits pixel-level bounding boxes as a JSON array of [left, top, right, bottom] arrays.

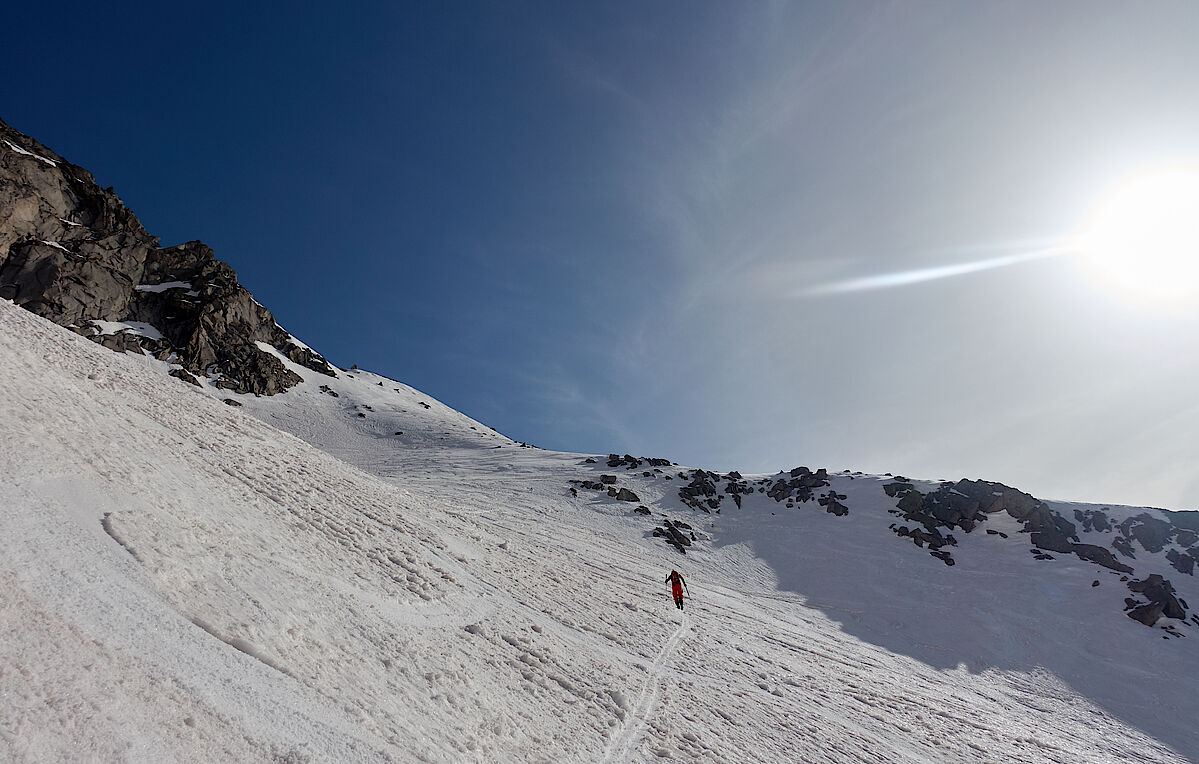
[[798, 244, 1070, 297]]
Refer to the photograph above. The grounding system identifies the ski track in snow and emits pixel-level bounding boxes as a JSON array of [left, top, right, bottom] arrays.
[[3, 297, 1199, 762], [603, 615, 689, 764]]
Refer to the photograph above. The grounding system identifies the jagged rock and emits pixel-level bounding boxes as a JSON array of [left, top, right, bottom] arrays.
[[930, 549, 955, 566], [1127, 574, 1187, 625], [615, 488, 640, 502], [1166, 549, 1195, 576], [1127, 602, 1164, 626], [1072, 544, 1134, 573], [633, 506, 651, 515], [584, 458, 597, 464], [600, 475, 617, 484], [169, 368, 201, 387], [1075, 508, 1112, 533], [817, 491, 848, 516], [0, 118, 336, 396], [896, 491, 924, 514], [1118, 513, 1175, 554], [1113, 537, 1136, 559]]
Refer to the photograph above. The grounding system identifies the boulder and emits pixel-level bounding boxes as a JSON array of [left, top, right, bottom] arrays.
[[616, 488, 640, 502]]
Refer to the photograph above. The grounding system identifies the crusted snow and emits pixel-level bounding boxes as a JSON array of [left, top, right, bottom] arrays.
[[2, 297, 1198, 762], [2, 139, 57, 167]]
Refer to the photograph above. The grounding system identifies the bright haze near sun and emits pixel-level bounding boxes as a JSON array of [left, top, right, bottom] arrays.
[[5, 1, 1199, 510], [1073, 163, 1199, 309]]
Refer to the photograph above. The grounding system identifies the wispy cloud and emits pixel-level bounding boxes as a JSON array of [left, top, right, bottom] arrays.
[[797, 244, 1070, 297]]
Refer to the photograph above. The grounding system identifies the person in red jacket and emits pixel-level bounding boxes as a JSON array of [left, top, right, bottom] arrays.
[[666, 569, 689, 610]]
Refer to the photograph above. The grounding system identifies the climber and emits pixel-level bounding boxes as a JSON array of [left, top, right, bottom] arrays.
[[666, 569, 689, 610]]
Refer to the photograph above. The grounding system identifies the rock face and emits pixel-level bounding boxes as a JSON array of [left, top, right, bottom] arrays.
[[0, 117, 336, 394]]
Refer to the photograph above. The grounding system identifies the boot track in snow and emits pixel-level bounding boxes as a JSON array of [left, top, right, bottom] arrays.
[[603, 615, 689, 763]]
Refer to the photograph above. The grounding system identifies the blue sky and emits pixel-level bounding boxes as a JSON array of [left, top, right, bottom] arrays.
[[6, 2, 1199, 508]]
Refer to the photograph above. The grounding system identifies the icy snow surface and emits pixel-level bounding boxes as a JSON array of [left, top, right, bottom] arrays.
[[1, 297, 1197, 762]]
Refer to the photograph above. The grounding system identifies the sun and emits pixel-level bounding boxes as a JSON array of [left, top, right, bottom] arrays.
[[1074, 162, 1199, 308]]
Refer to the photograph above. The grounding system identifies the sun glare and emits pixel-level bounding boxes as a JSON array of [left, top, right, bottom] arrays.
[[1075, 163, 1199, 308]]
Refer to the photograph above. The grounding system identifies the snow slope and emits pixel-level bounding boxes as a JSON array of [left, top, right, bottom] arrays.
[[2, 296, 1198, 762]]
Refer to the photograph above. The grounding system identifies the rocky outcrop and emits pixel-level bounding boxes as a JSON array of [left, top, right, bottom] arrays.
[[882, 479, 1150, 574], [1125, 574, 1187, 626], [652, 519, 693, 553], [0, 117, 335, 395]]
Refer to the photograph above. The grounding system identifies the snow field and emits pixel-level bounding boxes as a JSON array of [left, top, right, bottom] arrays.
[[2, 295, 1198, 762]]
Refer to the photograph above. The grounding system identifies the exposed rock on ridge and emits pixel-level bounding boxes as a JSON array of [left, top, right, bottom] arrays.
[[0, 117, 335, 394]]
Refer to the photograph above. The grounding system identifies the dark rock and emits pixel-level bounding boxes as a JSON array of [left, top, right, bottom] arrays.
[[1127, 602, 1164, 626], [600, 475, 618, 484], [615, 488, 640, 502], [1118, 513, 1175, 554], [1092, 580, 1100, 587], [633, 506, 651, 515], [817, 491, 849, 516], [222, 398, 241, 407], [1167, 549, 1195, 576], [1071, 543, 1134, 573], [584, 458, 596, 464], [169, 367, 201, 386], [1113, 537, 1136, 559], [1127, 574, 1186, 623]]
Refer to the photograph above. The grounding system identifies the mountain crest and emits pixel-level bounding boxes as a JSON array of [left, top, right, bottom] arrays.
[[0, 116, 334, 394]]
